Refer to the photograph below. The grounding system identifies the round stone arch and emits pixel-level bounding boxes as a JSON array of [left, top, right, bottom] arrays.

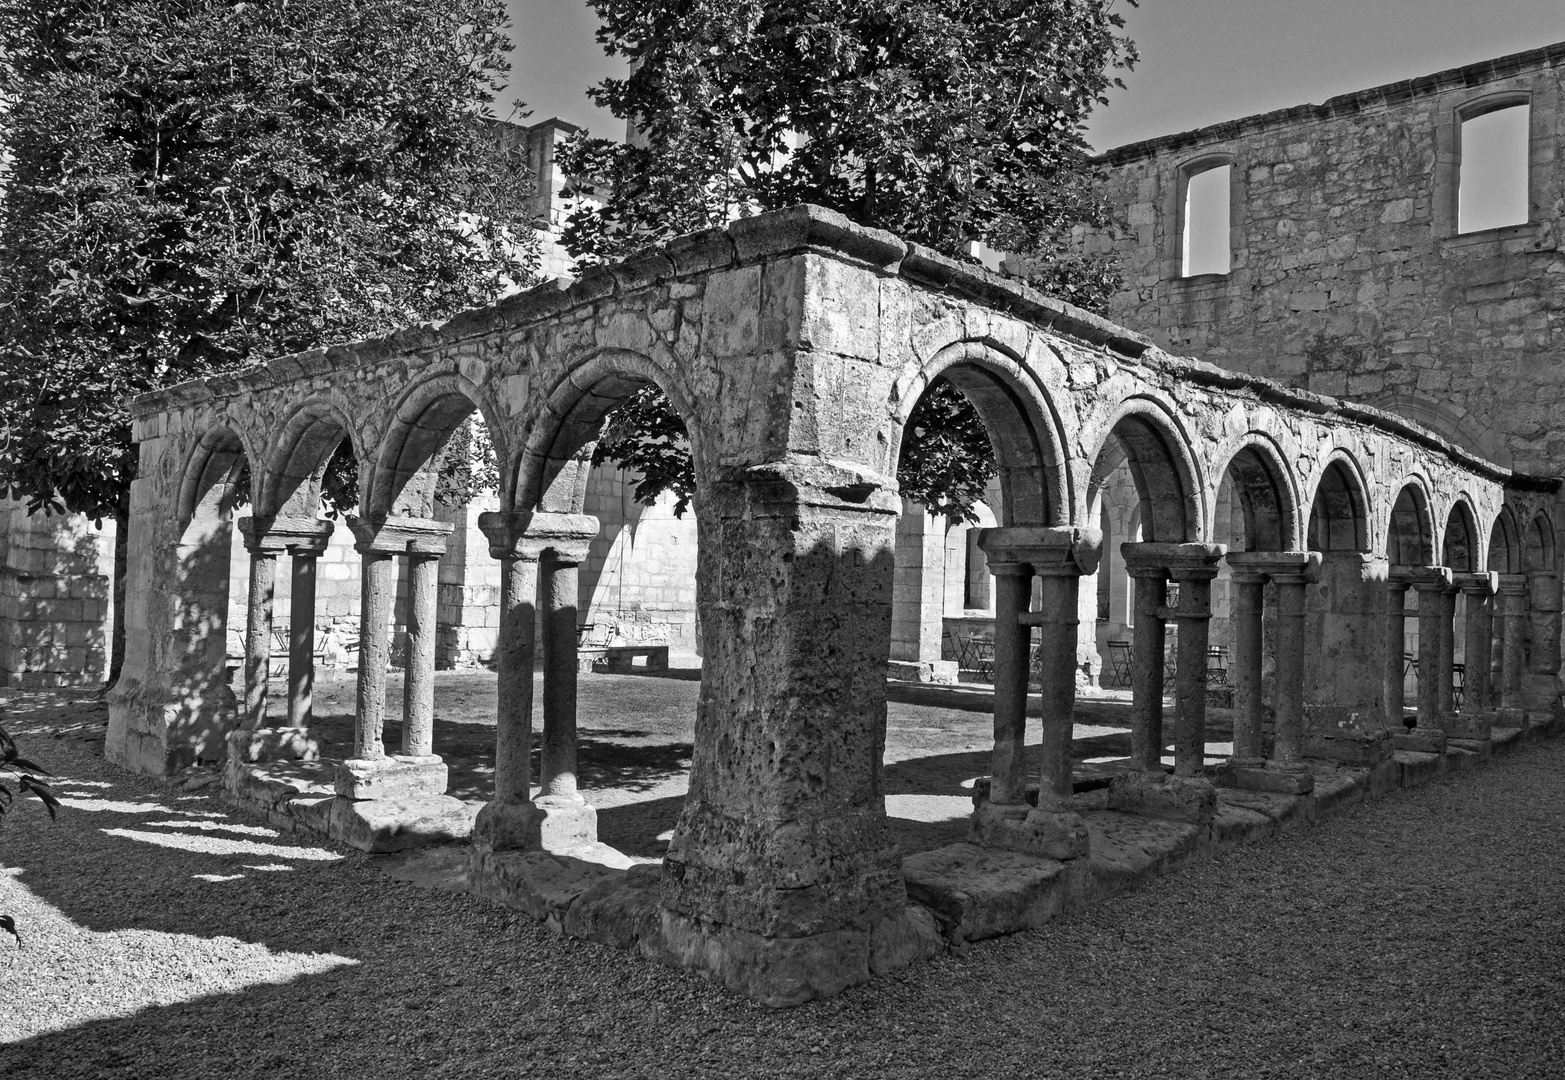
[[887, 337, 1072, 527], [512, 347, 707, 516], [254, 396, 366, 519], [1386, 474, 1437, 567], [1441, 493, 1484, 572], [1304, 449, 1373, 553], [362, 372, 510, 520], [1488, 502, 1524, 573], [1525, 509, 1557, 573], [1080, 395, 1205, 543], [1206, 431, 1302, 551]]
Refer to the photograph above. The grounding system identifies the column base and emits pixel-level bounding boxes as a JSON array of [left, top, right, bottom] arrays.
[[472, 798, 544, 851], [968, 801, 1090, 860], [885, 660, 959, 685], [1106, 771, 1216, 825], [1495, 706, 1528, 730], [335, 754, 448, 799], [1214, 761, 1315, 795], [649, 904, 941, 1008], [1440, 711, 1493, 741], [1392, 728, 1447, 755], [225, 727, 320, 764]]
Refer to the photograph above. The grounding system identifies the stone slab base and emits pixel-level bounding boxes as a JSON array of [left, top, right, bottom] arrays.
[[465, 845, 940, 1008], [1440, 712, 1493, 741], [886, 660, 959, 685], [1214, 762, 1315, 795], [226, 727, 320, 764], [1106, 771, 1216, 824], [224, 757, 478, 852], [1448, 737, 1493, 759]]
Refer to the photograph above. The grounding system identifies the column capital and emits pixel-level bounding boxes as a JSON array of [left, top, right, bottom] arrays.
[[977, 526, 1102, 577], [1121, 541, 1225, 575], [1497, 572, 1530, 596], [1453, 571, 1499, 596], [238, 515, 335, 556], [1226, 550, 1322, 585], [347, 514, 454, 557], [477, 510, 599, 563], [1389, 565, 1452, 591]]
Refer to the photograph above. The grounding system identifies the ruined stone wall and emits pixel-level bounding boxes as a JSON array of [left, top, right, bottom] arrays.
[[580, 465, 700, 652], [0, 498, 115, 687], [1091, 43, 1565, 488]]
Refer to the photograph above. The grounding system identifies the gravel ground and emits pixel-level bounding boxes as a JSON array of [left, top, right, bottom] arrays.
[[4, 688, 1563, 1079]]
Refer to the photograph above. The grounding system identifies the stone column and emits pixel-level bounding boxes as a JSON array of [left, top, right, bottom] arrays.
[[1168, 556, 1223, 779], [1383, 580, 1410, 729], [1436, 583, 1458, 717], [230, 517, 333, 764], [240, 540, 277, 731], [1125, 561, 1169, 773], [971, 527, 1100, 860], [1109, 543, 1224, 825], [287, 548, 320, 728], [985, 561, 1034, 806], [338, 515, 453, 801], [659, 465, 919, 997], [1451, 572, 1498, 743], [1221, 551, 1320, 795], [1498, 574, 1530, 727], [1226, 570, 1267, 767], [401, 552, 440, 757], [536, 524, 599, 846], [1526, 571, 1562, 729], [472, 511, 597, 851], [1391, 567, 1452, 752]]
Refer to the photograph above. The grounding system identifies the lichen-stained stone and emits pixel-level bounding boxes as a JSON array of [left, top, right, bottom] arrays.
[[111, 201, 1557, 1004]]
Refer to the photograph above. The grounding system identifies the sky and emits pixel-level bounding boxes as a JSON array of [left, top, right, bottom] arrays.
[[499, 1, 1565, 152]]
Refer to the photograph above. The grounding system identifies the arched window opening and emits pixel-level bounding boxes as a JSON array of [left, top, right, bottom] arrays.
[[1458, 104, 1529, 233], [1182, 163, 1231, 277]]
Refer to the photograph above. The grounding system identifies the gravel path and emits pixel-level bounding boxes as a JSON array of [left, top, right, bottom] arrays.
[[3, 688, 1563, 1078]]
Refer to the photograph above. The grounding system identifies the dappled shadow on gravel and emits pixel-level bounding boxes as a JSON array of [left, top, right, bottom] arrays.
[[8, 689, 1565, 1078]]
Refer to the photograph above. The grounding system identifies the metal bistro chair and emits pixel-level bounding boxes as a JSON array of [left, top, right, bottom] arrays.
[[1205, 645, 1232, 707], [1106, 640, 1133, 687], [1453, 662, 1466, 709], [969, 637, 996, 682]]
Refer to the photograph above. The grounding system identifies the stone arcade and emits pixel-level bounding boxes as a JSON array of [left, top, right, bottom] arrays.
[[107, 205, 1562, 1004]]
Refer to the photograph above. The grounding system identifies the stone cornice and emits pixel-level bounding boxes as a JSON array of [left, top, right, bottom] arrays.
[[124, 203, 1560, 494]]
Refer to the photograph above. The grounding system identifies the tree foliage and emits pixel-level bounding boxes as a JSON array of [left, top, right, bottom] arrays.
[[0, 0, 538, 523], [565, 0, 1135, 520]]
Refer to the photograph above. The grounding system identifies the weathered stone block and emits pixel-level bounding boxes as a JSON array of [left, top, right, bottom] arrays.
[[1106, 771, 1217, 825], [334, 754, 448, 799], [902, 843, 1084, 942], [648, 909, 872, 1009], [1215, 761, 1315, 795], [328, 794, 477, 853], [225, 727, 319, 764], [968, 802, 1090, 860]]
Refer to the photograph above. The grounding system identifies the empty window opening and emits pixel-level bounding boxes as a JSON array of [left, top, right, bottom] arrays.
[[963, 530, 991, 610], [1182, 164, 1231, 276], [1458, 105, 1529, 233]]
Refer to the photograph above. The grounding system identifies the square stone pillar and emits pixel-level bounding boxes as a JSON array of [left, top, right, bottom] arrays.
[[1301, 552, 1392, 766], [337, 515, 453, 801], [1383, 579, 1411, 729], [1526, 571, 1562, 727], [1497, 573, 1530, 726], [1436, 583, 1458, 717], [969, 527, 1101, 861], [1218, 551, 1320, 795], [659, 464, 923, 1002], [1450, 572, 1498, 742], [472, 510, 599, 852], [228, 516, 333, 764], [1108, 543, 1224, 825]]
